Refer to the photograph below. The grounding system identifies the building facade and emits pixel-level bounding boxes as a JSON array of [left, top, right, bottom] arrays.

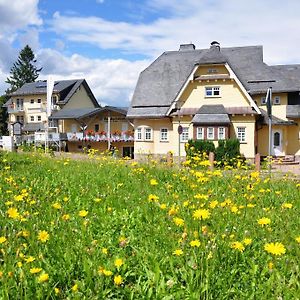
[[127, 42, 300, 160]]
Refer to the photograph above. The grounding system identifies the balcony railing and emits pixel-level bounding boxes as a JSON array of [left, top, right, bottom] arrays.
[[67, 132, 134, 142], [7, 105, 24, 113]]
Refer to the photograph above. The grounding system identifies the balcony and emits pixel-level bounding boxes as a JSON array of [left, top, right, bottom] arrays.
[[7, 105, 24, 114], [66, 132, 134, 142], [27, 103, 46, 112]]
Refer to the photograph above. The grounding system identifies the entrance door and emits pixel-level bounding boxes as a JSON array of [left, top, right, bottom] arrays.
[[272, 129, 283, 156]]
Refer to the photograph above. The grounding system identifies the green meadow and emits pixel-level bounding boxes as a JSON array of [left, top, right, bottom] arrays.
[[0, 152, 299, 299]]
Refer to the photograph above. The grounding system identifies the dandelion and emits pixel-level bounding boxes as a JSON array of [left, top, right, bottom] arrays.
[[30, 268, 42, 274], [7, 207, 19, 219], [72, 284, 78, 292], [281, 203, 293, 209], [231, 241, 245, 252], [295, 236, 300, 243], [103, 269, 113, 276], [0, 237, 7, 244], [25, 256, 35, 263], [258, 217, 271, 226], [150, 179, 158, 186], [52, 202, 61, 209], [209, 200, 218, 209], [101, 248, 108, 255], [38, 230, 49, 243], [160, 203, 167, 210], [62, 214, 70, 221], [38, 273, 49, 283], [79, 210, 88, 217], [173, 249, 183, 256], [54, 288, 60, 295], [193, 209, 211, 220], [148, 194, 159, 202], [114, 258, 124, 268], [190, 240, 201, 247], [17, 262, 22, 267], [173, 217, 185, 227], [114, 275, 123, 285], [264, 242, 286, 256], [243, 238, 252, 246]]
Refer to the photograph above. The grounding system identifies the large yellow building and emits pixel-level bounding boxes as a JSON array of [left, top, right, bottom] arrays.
[[127, 42, 300, 161]]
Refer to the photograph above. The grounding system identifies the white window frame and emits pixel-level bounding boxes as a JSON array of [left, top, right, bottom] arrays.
[[205, 86, 220, 97], [144, 127, 152, 141], [218, 127, 225, 140], [160, 128, 168, 142], [30, 116, 34, 122], [37, 98, 42, 104], [136, 127, 142, 141], [261, 97, 266, 105], [237, 127, 246, 143], [196, 127, 204, 140], [180, 127, 189, 143], [30, 99, 34, 104], [207, 127, 214, 140], [37, 115, 41, 122], [273, 96, 280, 105]]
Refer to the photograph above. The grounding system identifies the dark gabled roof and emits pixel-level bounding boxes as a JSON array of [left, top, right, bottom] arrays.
[[192, 105, 230, 124], [50, 106, 128, 120], [22, 123, 45, 132], [7, 79, 99, 107], [128, 43, 300, 118]]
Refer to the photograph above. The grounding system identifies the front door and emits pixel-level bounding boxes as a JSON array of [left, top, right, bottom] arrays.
[[272, 129, 283, 156]]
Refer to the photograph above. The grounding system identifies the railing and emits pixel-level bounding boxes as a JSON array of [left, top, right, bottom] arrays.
[[7, 106, 24, 113], [26, 104, 46, 112], [67, 132, 134, 142]]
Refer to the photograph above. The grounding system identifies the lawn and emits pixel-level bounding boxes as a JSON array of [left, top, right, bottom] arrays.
[[0, 152, 299, 299]]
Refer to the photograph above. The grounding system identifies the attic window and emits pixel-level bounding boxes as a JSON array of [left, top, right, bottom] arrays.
[[205, 86, 220, 97], [208, 69, 218, 74], [273, 96, 280, 105]]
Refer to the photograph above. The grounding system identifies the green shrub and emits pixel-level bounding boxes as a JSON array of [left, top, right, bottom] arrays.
[[186, 139, 215, 158]]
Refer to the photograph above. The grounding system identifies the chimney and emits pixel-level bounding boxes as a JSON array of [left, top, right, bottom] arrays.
[[179, 43, 196, 51], [210, 41, 220, 51]]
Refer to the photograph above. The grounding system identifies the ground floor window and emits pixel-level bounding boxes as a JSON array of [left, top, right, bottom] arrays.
[[145, 128, 152, 141], [218, 127, 225, 140], [196, 127, 204, 140], [180, 127, 189, 142], [160, 128, 168, 142], [237, 127, 246, 142], [207, 127, 214, 140]]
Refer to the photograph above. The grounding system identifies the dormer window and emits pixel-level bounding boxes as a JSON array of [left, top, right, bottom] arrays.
[[205, 86, 220, 97], [208, 68, 218, 74], [273, 96, 280, 105]]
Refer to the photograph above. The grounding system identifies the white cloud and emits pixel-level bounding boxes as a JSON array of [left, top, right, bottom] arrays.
[[36, 48, 149, 106], [0, 0, 42, 32], [50, 0, 300, 64], [96, 0, 104, 3]]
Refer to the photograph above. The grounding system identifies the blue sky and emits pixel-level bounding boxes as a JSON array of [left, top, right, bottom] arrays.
[[1, 0, 300, 106]]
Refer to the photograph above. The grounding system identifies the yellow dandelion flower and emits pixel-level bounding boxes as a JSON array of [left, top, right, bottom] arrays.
[[17, 262, 22, 267], [30, 268, 42, 274], [295, 236, 300, 243], [114, 275, 123, 285], [243, 238, 252, 246], [209, 200, 218, 209], [103, 269, 113, 276], [38, 230, 49, 243], [78, 210, 88, 217], [160, 203, 167, 210], [54, 288, 60, 295], [231, 241, 245, 252], [114, 258, 124, 268], [231, 206, 239, 213], [52, 202, 61, 209], [190, 239, 201, 247], [168, 206, 178, 216], [0, 271, 3, 278], [264, 242, 286, 256], [173, 217, 185, 227], [193, 209, 211, 220], [0, 237, 7, 244], [101, 248, 108, 255], [173, 249, 183, 256], [7, 207, 19, 219], [258, 217, 271, 226], [14, 195, 24, 201], [25, 256, 35, 263], [71, 284, 78, 292], [38, 273, 49, 283], [268, 261, 274, 270], [150, 179, 158, 186], [148, 194, 159, 202], [62, 214, 70, 221], [281, 203, 293, 209]]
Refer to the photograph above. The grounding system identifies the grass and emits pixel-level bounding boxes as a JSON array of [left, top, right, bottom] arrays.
[[0, 151, 299, 299]]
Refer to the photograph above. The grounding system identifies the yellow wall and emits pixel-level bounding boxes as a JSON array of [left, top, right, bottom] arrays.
[[254, 93, 288, 120], [181, 80, 251, 109], [63, 83, 96, 109], [287, 121, 300, 156], [194, 65, 229, 77]]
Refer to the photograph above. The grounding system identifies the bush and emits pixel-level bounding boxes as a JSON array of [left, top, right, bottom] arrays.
[[185, 139, 215, 158]]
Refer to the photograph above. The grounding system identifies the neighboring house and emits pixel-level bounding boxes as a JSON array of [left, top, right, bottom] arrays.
[[4, 79, 99, 137], [127, 42, 300, 160], [50, 106, 134, 157]]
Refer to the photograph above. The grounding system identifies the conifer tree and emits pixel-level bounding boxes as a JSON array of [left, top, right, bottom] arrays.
[[5, 45, 42, 94]]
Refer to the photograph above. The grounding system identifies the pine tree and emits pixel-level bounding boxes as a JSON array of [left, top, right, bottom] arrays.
[[0, 95, 8, 135], [5, 45, 42, 94]]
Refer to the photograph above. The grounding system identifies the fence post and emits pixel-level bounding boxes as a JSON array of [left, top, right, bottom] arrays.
[[209, 152, 214, 170], [167, 151, 173, 166], [255, 153, 261, 172]]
